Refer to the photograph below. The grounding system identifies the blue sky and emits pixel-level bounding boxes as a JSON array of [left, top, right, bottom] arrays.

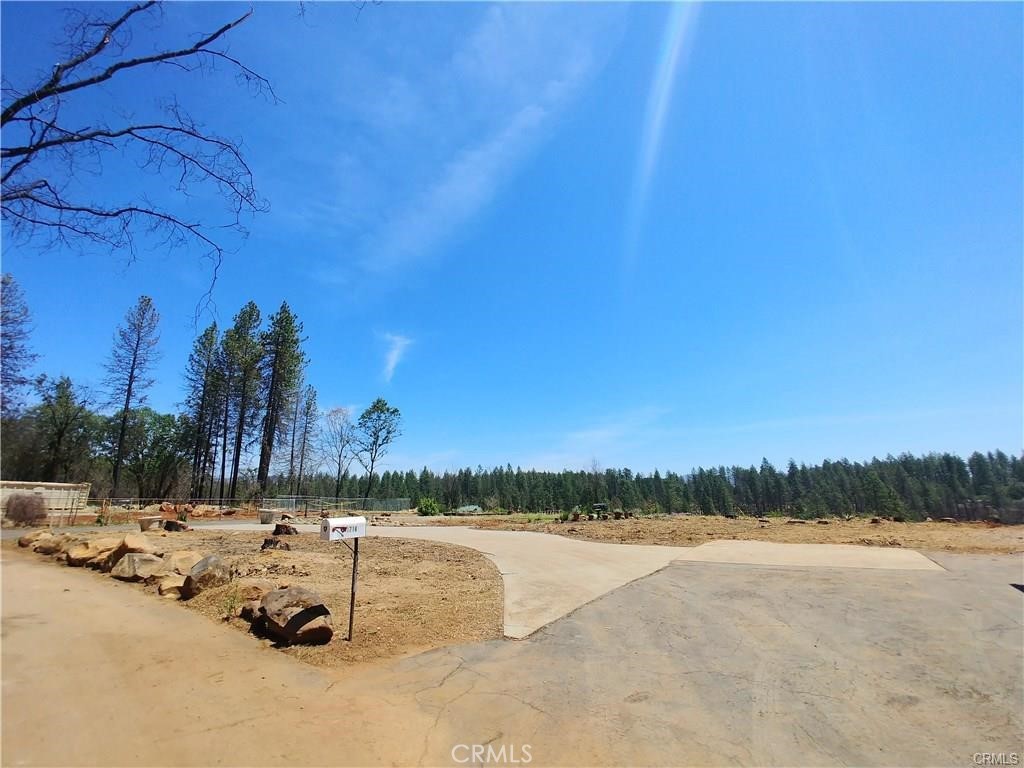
[[2, 2, 1021, 474]]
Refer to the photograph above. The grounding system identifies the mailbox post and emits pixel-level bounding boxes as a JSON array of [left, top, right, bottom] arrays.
[[320, 516, 367, 641]]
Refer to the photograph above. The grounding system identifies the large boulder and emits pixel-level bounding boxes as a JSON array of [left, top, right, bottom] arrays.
[[104, 533, 159, 571], [259, 586, 333, 645], [59, 536, 86, 555], [32, 535, 71, 555], [162, 550, 204, 575], [66, 537, 121, 567], [235, 580, 277, 621], [157, 574, 187, 599], [18, 530, 52, 548], [238, 580, 277, 602], [181, 555, 231, 599], [110, 553, 165, 582]]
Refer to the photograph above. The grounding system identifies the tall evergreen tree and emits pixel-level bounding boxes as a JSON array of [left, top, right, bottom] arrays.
[[285, 376, 304, 494], [105, 295, 160, 497], [224, 302, 263, 499], [295, 385, 318, 496], [256, 302, 305, 494], [184, 323, 220, 498]]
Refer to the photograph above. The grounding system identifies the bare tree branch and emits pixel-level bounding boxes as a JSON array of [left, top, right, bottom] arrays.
[[1, 6, 269, 126], [1, 1, 274, 298]]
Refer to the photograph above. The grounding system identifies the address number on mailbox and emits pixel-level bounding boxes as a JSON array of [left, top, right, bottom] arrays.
[[321, 516, 367, 541]]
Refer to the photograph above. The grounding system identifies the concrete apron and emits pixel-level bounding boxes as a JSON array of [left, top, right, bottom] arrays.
[[369, 526, 687, 638], [674, 539, 945, 571]]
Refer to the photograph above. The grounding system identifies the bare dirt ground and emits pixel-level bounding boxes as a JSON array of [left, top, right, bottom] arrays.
[[403, 513, 1024, 554], [4, 530, 503, 668]]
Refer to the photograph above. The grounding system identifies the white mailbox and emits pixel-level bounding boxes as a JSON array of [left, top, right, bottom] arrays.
[[321, 516, 367, 542]]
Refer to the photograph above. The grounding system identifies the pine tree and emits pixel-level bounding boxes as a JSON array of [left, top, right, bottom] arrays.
[[353, 398, 402, 504], [224, 302, 262, 499], [256, 302, 305, 494], [285, 376, 304, 494], [295, 385, 318, 496], [105, 295, 160, 497], [184, 323, 219, 498]]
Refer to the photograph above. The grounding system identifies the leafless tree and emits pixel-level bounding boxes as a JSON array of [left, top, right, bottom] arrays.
[[1, 2, 274, 291], [0, 273, 38, 417], [105, 294, 160, 497], [320, 406, 354, 500]]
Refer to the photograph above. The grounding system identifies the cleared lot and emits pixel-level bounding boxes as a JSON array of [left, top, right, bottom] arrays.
[[407, 513, 1024, 554]]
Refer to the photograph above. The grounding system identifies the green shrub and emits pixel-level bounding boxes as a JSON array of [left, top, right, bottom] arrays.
[[417, 498, 442, 516], [220, 586, 241, 621], [4, 494, 46, 526]]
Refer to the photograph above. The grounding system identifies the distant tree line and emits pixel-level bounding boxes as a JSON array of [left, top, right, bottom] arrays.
[[1, 273, 1020, 522], [316, 451, 1024, 522]]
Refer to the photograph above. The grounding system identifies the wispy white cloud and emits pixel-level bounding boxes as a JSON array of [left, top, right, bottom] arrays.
[[364, 102, 547, 272], [294, 4, 627, 278], [624, 3, 701, 275], [382, 333, 413, 382]]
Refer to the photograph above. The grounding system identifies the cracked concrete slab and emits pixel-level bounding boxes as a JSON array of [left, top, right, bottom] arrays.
[[673, 539, 946, 570]]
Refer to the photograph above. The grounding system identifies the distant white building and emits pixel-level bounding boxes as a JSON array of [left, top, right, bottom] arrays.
[[1, 480, 91, 515]]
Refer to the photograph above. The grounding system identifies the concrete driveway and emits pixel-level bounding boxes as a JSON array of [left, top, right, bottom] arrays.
[[193, 522, 945, 639], [359, 550, 1023, 766], [371, 526, 691, 638], [185, 521, 693, 637]]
